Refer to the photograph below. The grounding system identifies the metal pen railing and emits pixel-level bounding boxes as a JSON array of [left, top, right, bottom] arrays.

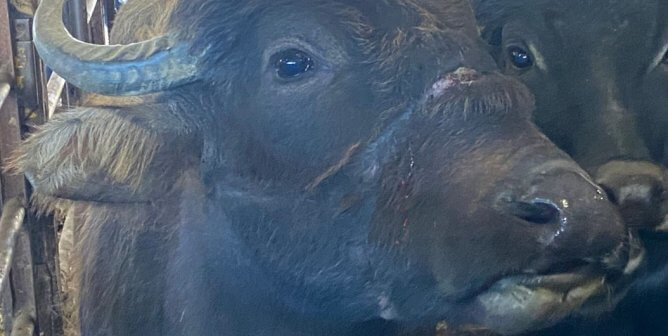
[[0, 0, 119, 334]]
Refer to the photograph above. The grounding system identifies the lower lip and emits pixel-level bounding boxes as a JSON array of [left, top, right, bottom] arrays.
[[462, 242, 644, 334], [490, 270, 608, 307], [513, 272, 603, 295], [461, 273, 607, 335]]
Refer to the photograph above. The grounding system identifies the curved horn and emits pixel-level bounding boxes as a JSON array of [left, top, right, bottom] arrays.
[[33, 0, 202, 96]]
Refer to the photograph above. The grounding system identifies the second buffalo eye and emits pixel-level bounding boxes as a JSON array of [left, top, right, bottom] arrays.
[[508, 46, 534, 69], [274, 49, 314, 79]]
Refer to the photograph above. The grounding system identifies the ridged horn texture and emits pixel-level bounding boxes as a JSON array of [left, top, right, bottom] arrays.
[[33, 0, 202, 96]]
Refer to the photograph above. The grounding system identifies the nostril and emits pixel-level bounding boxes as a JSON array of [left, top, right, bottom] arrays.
[[505, 199, 561, 225]]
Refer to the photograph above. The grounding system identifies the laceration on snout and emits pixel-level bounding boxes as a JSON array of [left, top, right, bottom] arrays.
[[422, 67, 535, 121]]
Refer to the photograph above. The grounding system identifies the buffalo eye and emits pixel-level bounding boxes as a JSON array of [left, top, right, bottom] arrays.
[[508, 46, 534, 69], [663, 49, 668, 64], [273, 49, 314, 79]]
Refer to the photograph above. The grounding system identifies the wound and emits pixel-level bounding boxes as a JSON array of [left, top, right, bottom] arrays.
[[427, 67, 481, 100]]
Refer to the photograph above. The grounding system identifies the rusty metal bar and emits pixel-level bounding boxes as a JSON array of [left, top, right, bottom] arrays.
[[1, 0, 118, 334], [0, 198, 25, 295], [0, 3, 22, 333], [14, 44, 38, 111], [1, 0, 26, 205], [1, 1, 65, 335], [0, 0, 37, 324]]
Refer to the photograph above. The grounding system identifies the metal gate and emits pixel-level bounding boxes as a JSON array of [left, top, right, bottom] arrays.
[[0, 0, 119, 335]]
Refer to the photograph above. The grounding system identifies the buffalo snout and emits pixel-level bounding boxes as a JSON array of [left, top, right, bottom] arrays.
[[496, 162, 628, 268], [395, 69, 642, 334], [448, 154, 644, 335]]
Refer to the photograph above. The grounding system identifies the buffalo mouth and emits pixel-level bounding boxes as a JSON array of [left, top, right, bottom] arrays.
[[453, 232, 645, 335]]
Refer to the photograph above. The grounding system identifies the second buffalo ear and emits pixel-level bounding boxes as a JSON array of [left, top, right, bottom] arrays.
[[471, 0, 506, 63], [7, 105, 202, 204]]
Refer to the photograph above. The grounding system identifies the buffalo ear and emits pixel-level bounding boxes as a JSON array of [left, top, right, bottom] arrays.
[[472, 0, 507, 63], [6, 105, 201, 204]]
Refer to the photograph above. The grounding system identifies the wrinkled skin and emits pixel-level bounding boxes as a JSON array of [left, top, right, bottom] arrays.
[[473, 1, 668, 335], [12, 0, 644, 335]]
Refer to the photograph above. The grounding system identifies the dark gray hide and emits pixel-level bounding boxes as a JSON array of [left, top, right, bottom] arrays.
[[473, 0, 668, 335], [10, 0, 645, 335]]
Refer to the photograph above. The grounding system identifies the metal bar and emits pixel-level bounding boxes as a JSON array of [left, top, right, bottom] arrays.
[[3, 0, 115, 334], [12, 19, 39, 113], [28, 210, 63, 336], [14, 41, 39, 110], [0, 2, 19, 332], [46, 73, 66, 118], [103, 0, 117, 31], [9, 311, 35, 336], [66, 0, 91, 42], [0, 81, 9, 109], [87, 0, 100, 20], [30, 54, 48, 127], [14, 2, 66, 333], [1, 0, 26, 204], [1, 278, 13, 333], [0, 198, 24, 294], [89, 0, 108, 45], [9, 230, 37, 336], [1, 2, 38, 336]]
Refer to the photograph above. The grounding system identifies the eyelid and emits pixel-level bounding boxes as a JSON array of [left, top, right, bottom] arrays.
[[263, 38, 333, 73], [503, 37, 529, 49]]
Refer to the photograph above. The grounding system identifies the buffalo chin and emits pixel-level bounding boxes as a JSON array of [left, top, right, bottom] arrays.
[[466, 273, 606, 335], [454, 238, 645, 335]]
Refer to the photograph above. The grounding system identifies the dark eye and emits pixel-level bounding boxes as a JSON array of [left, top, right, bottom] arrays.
[[508, 46, 534, 69], [663, 49, 668, 64], [274, 49, 314, 79]]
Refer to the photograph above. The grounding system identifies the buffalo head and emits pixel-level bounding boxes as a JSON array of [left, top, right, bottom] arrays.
[[474, 0, 668, 232], [14, 0, 644, 334], [473, 0, 667, 334]]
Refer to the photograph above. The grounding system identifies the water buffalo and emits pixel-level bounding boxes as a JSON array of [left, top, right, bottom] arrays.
[[473, 0, 667, 335], [8, 0, 644, 335]]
